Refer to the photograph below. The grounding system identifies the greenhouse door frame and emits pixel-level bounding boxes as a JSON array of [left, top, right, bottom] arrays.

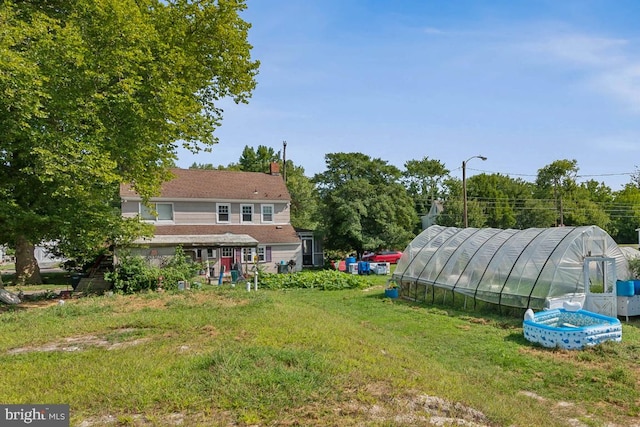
[[583, 256, 617, 318]]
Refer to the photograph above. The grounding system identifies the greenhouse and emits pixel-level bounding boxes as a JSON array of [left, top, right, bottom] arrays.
[[393, 225, 631, 314]]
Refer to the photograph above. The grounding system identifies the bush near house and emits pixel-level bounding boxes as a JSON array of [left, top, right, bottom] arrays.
[[105, 247, 199, 293]]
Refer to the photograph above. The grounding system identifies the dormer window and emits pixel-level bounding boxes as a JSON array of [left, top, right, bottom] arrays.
[[140, 203, 173, 222]]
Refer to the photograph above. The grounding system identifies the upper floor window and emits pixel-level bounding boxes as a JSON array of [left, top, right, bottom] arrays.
[[241, 204, 253, 223], [261, 204, 274, 223], [140, 203, 173, 222], [217, 203, 230, 223]]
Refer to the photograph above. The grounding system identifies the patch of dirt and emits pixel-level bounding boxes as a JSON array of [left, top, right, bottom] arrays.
[[76, 390, 492, 427], [346, 384, 491, 426], [519, 345, 640, 391], [6, 328, 150, 355], [110, 295, 170, 312], [519, 390, 640, 427], [75, 383, 640, 426], [201, 324, 220, 337], [110, 291, 249, 313], [1, 299, 60, 311]]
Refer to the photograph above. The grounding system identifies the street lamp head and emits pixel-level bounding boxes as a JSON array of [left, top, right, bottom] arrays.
[[464, 155, 488, 165], [462, 154, 487, 228]]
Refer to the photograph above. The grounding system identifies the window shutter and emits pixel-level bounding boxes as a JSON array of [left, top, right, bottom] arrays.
[[266, 246, 272, 262]]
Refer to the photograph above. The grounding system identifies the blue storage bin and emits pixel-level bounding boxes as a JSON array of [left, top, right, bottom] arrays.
[[616, 280, 635, 297], [384, 288, 399, 298], [358, 261, 370, 275]]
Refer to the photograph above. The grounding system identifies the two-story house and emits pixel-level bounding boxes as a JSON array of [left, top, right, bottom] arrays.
[[119, 164, 308, 276]]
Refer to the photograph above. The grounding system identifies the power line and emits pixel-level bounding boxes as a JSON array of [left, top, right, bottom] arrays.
[[461, 167, 635, 181]]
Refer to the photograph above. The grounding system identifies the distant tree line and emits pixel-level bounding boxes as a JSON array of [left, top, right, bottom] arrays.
[[193, 146, 640, 255]]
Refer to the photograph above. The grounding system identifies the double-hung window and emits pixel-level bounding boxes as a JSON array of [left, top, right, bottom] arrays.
[[217, 203, 230, 223], [140, 203, 173, 222], [257, 246, 267, 262], [261, 204, 274, 223], [242, 246, 270, 263], [242, 248, 254, 263], [241, 204, 253, 223]]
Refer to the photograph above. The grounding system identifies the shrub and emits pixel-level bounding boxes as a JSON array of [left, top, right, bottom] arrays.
[[105, 247, 199, 293], [258, 269, 367, 290], [629, 258, 640, 279], [156, 247, 200, 290], [104, 252, 156, 293]]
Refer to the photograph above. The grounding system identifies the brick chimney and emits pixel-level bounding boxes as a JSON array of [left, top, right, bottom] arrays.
[[269, 162, 280, 175]]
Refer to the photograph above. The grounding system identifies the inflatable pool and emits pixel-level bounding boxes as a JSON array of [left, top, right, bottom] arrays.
[[523, 306, 622, 350]]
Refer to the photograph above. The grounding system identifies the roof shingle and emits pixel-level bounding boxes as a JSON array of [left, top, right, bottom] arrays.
[[120, 168, 290, 201]]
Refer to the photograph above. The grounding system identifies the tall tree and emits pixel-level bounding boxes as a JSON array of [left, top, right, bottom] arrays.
[[561, 180, 611, 231], [438, 178, 486, 228], [189, 163, 216, 170], [535, 159, 579, 227], [0, 0, 259, 284], [238, 145, 281, 173], [610, 184, 640, 243], [632, 166, 640, 188], [402, 157, 449, 231], [467, 173, 532, 229], [515, 198, 557, 229], [284, 161, 319, 230], [314, 153, 416, 255]]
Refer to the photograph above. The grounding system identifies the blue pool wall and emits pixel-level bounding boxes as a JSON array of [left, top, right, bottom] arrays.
[[523, 308, 622, 350]]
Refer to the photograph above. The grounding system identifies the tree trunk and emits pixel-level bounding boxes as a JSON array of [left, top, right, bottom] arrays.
[[14, 236, 42, 285]]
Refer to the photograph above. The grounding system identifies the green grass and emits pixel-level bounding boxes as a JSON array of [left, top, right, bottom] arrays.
[[1, 281, 639, 426], [1, 270, 71, 291]]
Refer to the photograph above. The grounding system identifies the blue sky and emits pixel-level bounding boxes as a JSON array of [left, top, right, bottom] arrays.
[[177, 0, 640, 190]]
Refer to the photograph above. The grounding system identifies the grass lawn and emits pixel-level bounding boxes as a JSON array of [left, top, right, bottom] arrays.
[[1, 273, 639, 426]]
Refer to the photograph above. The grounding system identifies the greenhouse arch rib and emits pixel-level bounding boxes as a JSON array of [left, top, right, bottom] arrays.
[[524, 227, 576, 308], [495, 227, 547, 309], [434, 228, 485, 289], [397, 226, 449, 285], [450, 229, 506, 300], [474, 228, 527, 309]]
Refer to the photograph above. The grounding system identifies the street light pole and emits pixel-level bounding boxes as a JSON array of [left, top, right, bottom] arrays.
[[462, 155, 487, 228]]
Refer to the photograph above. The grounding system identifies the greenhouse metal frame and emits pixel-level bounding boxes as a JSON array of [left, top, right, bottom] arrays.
[[393, 225, 630, 314]]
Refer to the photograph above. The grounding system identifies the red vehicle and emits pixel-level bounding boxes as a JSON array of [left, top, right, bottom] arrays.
[[362, 250, 403, 264]]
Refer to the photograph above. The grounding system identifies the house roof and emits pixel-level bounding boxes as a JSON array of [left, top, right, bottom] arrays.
[[120, 168, 290, 202], [147, 224, 301, 245]]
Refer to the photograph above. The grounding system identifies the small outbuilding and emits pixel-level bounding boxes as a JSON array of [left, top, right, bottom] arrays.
[[393, 225, 630, 316]]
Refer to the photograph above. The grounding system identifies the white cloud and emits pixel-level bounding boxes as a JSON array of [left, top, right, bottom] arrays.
[[423, 27, 444, 35], [589, 133, 640, 152], [532, 34, 627, 67], [597, 65, 640, 112], [528, 32, 640, 111]]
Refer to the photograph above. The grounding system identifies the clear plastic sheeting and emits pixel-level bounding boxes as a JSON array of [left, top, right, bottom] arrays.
[[393, 225, 630, 310]]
